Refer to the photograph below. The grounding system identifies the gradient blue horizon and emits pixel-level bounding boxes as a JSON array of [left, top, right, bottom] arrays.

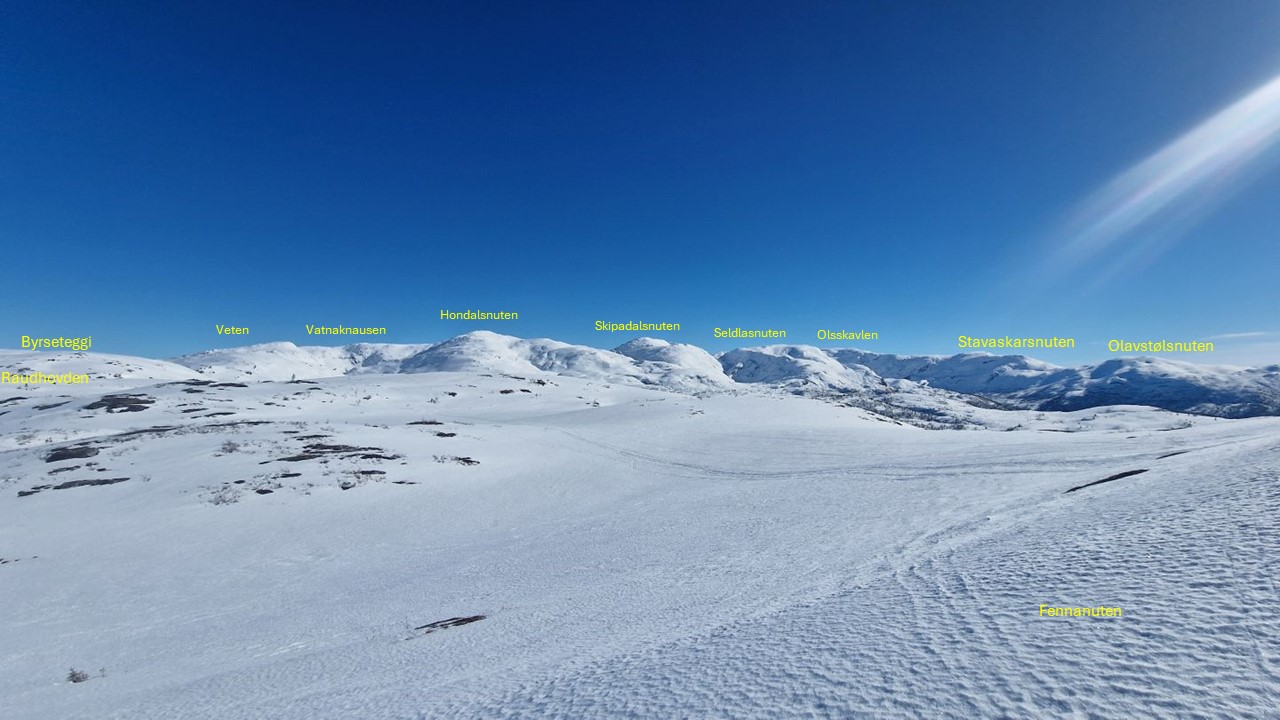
[[3, 1, 1279, 365]]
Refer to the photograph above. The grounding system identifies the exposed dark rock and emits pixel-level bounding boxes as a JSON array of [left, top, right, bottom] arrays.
[[45, 446, 99, 463], [20, 477, 129, 497], [1065, 469, 1150, 494], [107, 426, 180, 441], [266, 442, 401, 463], [413, 615, 485, 634], [83, 394, 155, 413], [53, 477, 129, 490]]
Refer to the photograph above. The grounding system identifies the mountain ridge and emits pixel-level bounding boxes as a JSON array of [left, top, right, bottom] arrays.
[[176, 331, 1280, 418], [5, 331, 1278, 417]]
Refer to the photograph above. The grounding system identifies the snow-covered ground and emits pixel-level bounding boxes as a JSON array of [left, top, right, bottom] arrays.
[[1, 339, 1277, 718]]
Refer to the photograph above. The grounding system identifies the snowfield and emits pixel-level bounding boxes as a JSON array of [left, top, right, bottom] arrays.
[[1, 335, 1277, 718]]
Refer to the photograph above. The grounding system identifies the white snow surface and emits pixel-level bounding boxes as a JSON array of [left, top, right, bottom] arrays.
[[1, 342, 1277, 718]]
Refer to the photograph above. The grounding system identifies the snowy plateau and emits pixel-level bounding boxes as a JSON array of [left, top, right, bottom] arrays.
[[1, 331, 1277, 718]]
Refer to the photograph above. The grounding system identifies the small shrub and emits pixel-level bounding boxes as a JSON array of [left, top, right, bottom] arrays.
[[432, 455, 480, 466], [207, 485, 241, 505], [219, 440, 241, 454], [67, 668, 90, 683]]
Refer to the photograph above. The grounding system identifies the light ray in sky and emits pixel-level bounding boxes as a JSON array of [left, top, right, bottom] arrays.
[[1047, 72, 1280, 283], [1205, 330, 1270, 340]]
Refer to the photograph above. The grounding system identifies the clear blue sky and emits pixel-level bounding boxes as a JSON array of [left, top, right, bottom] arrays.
[[3, 0, 1279, 364]]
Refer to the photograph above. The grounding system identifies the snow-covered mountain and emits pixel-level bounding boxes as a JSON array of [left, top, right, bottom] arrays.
[[828, 349, 1070, 394], [825, 349, 1280, 418], [170, 342, 434, 381], [712, 343, 1280, 418], [398, 331, 732, 392], [171, 332, 734, 394], [163, 332, 1280, 418], [719, 344, 889, 394]]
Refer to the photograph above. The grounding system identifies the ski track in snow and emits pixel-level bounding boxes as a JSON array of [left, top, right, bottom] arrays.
[[464, 440, 1280, 720]]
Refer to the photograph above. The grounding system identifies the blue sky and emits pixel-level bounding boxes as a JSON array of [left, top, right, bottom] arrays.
[[4, 0, 1279, 364]]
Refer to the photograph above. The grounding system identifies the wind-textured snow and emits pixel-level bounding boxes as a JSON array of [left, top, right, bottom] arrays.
[[1, 335, 1277, 719]]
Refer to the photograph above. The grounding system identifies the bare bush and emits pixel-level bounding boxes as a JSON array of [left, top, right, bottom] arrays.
[[207, 485, 241, 505]]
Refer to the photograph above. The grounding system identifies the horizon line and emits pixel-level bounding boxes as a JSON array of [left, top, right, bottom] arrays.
[[3, 329, 1275, 370]]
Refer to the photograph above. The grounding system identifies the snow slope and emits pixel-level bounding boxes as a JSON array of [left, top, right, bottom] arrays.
[[475, 427, 1280, 718], [0, 350, 200, 386], [1, 358, 1276, 719]]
